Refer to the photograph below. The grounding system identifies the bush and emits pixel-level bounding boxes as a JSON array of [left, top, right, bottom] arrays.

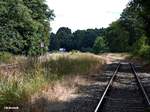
[[93, 37, 109, 54], [0, 52, 14, 64], [139, 45, 150, 60], [133, 35, 150, 60]]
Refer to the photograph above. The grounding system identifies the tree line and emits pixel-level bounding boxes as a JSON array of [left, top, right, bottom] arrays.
[[49, 0, 150, 59], [49, 27, 108, 53], [0, 0, 150, 59], [105, 0, 150, 59]]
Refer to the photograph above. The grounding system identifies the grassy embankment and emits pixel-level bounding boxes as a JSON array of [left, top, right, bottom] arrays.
[[0, 52, 105, 111]]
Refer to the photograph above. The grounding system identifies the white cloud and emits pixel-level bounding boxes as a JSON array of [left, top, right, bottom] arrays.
[[47, 0, 129, 33]]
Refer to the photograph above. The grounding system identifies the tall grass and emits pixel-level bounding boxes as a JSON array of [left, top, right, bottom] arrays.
[[0, 52, 105, 111], [44, 53, 102, 77], [0, 75, 27, 110], [0, 73, 47, 111], [0, 52, 26, 64]]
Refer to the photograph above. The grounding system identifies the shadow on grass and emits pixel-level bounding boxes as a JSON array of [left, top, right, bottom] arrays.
[[1, 63, 150, 112], [28, 63, 150, 112]]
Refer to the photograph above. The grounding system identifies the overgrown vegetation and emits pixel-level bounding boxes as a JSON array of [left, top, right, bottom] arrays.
[[0, 0, 55, 56], [44, 53, 102, 76], [0, 52, 14, 64], [0, 53, 104, 111], [0, 71, 46, 111], [93, 37, 109, 54], [133, 36, 150, 60]]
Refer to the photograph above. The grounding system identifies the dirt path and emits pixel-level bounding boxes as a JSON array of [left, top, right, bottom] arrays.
[[98, 53, 130, 64]]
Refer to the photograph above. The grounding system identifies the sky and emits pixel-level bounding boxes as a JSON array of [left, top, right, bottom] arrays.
[[47, 0, 129, 33]]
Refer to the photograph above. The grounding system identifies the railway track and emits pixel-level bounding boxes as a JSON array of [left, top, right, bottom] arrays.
[[94, 62, 150, 112]]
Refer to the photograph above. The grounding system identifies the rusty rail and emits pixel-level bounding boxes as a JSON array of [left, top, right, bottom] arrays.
[[94, 63, 121, 112], [130, 63, 150, 106]]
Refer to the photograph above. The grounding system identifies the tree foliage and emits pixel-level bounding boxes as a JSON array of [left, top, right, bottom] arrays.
[[130, 0, 150, 39], [125, 0, 150, 59], [0, 0, 54, 56], [2, 0, 150, 60], [55, 27, 74, 51], [49, 27, 106, 52], [93, 37, 109, 54], [133, 36, 150, 59], [119, 5, 145, 47], [105, 21, 130, 52]]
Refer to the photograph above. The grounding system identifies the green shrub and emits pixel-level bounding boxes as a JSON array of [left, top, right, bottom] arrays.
[[93, 36, 109, 54], [133, 35, 150, 60], [0, 52, 14, 64], [139, 45, 150, 59]]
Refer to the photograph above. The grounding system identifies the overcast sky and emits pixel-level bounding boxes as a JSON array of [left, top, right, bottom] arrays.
[[47, 0, 129, 33]]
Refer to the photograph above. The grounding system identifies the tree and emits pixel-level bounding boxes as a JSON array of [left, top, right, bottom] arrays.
[[48, 28, 107, 52], [73, 30, 86, 50], [81, 29, 98, 49], [49, 33, 59, 51], [120, 0, 150, 59], [129, 0, 150, 42], [55, 27, 74, 51], [93, 37, 109, 53], [0, 0, 54, 56], [119, 4, 145, 47], [73, 28, 106, 52], [106, 21, 130, 52]]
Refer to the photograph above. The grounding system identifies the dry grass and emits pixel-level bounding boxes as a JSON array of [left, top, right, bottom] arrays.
[[98, 53, 130, 64], [0, 52, 26, 65], [30, 74, 95, 112], [31, 75, 91, 102], [0, 52, 105, 112]]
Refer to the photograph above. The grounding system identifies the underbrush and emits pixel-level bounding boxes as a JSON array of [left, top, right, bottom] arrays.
[[0, 72, 47, 111], [0, 52, 25, 64], [43, 53, 103, 77], [132, 36, 150, 62], [0, 52, 14, 64], [0, 52, 105, 111]]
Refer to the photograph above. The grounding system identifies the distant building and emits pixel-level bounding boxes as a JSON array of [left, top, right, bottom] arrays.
[[59, 48, 66, 52]]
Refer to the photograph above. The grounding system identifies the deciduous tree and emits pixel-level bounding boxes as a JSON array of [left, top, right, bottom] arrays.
[[0, 0, 54, 55]]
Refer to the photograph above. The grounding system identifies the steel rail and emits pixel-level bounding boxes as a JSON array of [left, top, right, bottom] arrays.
[[94, 63, 121, 112], [130, 63, 150, 106]]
